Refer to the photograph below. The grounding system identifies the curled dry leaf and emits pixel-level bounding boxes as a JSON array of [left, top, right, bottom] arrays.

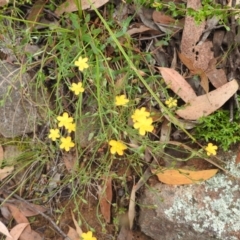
[[152, 168, 218, 185], [157, 67, 197, 103], [176, 79, 238, 120]]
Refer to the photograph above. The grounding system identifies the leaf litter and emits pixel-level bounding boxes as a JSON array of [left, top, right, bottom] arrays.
[[1, 0, 240, 239]]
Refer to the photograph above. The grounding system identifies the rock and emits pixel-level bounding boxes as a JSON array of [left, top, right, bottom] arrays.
[[138, 153, 240, 240], [0, 61, 38, 137]]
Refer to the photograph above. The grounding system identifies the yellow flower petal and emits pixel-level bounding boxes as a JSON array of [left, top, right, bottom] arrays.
[[60, 136, 75, 151], [133, 118, 154, 136], [131, 107, 150, 123], [165, 97, 177, 108], [65, 122, 76, 133], [57, 112, 73, 128], [69, 82, 84, 95], [81, 231, 97, 240], [115, 95, 129, 106], [109, 140, 127, 156], [48, 128, 60, 141], [74, 56, 89, 71], [205, 143, 218, 156]]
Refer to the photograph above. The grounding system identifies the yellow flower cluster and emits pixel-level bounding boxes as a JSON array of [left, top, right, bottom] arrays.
[[131, 107, 154, 136], [165, 97, 177, 108], [109, 96, 155, 155], [48, 112, 75, 151]]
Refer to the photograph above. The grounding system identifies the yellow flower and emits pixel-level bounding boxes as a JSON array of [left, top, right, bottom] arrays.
[[133, 118, 154, 136], [109, 140, 127, 156], [65, 122, 76, 133], [81, 231, 97, 240], [165, 97, 177, 108], [69, 82, 84, 95], [57, 112, 73, 128], [74, 56, 89, 71], [205, 143, 218, 156], [115, 95, 129, 106], [131, 107, 150, 123], [60, 136, 75, 151], [48, 129, 60, 141]]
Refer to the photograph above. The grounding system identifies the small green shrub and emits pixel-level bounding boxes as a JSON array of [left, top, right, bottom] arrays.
[[194, 110, 240, 151]]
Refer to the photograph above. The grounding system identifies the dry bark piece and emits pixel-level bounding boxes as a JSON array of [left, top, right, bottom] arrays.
[[176, 79, 238, 120]]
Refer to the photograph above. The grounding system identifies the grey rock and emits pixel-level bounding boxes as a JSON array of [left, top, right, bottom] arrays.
[[139, 153, 240, 240], [0, 61, 37, 137]]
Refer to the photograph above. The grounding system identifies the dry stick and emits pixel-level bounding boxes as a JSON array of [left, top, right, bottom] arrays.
[[10, 193, 71, 240]]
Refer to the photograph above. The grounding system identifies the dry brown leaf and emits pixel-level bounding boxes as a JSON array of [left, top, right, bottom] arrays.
[[98, 176, 112, 223], [206, 68, 227, 88], [128, 185, 136, 230], [0, 0, 8, 7], [0, 145, 3, 167], [19, 229, 42, 240], [27, 0, 47, 31], [152, 11, 175, 24], [117, 226, 133, 240], [55, 0, 109, 16], [71, 211, 83, 237], [0, 220, 12, 238], [152, 168, 218, 185], [160, 118, 171, 142], [1, 205, 12, 220], [157, 67, 197, 103], [127, 25, 152, 36], [0, 166, 14, 181], [178, 52, 209, 93], [7, 223, 29, 240], [5, 204, 30, 228], [67, 226, 81, 240], [176, 79, 238, 120], [63, 152, 77, 172], [13, 200, 47, 217]]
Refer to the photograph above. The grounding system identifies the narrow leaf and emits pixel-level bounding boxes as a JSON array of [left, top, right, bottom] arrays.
[[7, 223, 29, 240], [153, 168, 218, 185], [176, 79, 238, 120], [158, 67, 197, 103], [0, 220, 12, 238]]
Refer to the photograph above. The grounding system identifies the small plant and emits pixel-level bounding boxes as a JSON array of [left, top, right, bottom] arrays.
[[194, 110, 240, 151]]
